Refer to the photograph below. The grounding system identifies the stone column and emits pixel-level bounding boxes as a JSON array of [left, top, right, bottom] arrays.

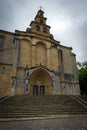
[[24, 78, 29, 95], [11, 76, 16, 95], [24, 69, 29, 95], [47, 48, 50, 68]]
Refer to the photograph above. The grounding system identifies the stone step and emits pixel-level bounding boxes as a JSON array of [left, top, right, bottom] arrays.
[[0, 95, 87, 118], [0, 108, 86, 113], [0, 112, 87, 118]]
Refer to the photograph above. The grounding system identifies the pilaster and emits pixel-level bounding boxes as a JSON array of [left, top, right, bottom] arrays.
[[47, 48, 51, 68], [32, 44, 36, 67]]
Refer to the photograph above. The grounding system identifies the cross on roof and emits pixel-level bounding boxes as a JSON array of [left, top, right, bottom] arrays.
[[39, 6, 43, 11]]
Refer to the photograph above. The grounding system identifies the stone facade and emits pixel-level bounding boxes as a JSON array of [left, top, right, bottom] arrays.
[[0, 9, 80, 96]]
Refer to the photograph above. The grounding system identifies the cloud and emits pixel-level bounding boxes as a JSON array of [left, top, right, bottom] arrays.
[[0, 0, 14, 30], [0, 0, 87, 62], [48, 0, 87, 62]]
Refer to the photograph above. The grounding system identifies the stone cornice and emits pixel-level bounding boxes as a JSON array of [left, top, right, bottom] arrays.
[[0, 63, 13, 66], [0, 29, 72, 50], [0, 30, 14, 35]]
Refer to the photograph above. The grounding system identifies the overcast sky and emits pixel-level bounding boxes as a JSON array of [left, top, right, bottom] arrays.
[[0, 0, 87, 62]]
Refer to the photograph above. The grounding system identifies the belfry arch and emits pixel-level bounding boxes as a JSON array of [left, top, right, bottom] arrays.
[[29, 68, 53, 95]]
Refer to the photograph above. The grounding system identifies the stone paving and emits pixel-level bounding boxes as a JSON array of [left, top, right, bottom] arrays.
[[0, 116, 87, 130]]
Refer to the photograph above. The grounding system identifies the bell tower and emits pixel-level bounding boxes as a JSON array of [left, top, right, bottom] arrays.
[[26, 9, 51, 35]]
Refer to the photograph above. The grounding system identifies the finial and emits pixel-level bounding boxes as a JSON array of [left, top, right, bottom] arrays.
[[40, 6, 42, 10]]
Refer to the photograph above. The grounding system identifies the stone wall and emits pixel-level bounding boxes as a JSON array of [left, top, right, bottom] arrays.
[[0, 65, 15, 96], [18, 39, 32, 68], [51, 46, 58, 71], [0, 30, 80, 96]]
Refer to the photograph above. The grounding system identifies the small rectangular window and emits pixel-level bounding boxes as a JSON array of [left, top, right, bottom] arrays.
[[36, 25, 40, 31]]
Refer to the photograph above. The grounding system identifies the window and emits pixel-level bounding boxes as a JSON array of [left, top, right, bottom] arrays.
[[58, 50, 63, 62], [0, 38, 4, 50], [40, 12, 43, 17], [64, 74, 74, 81], [36, 25, 40, 31], [43, 27, 47, 33], [39, 12, 43, 17], [58, 50, 63, 70], [40, 19, 43, 24], [13, 38, 18, 49]]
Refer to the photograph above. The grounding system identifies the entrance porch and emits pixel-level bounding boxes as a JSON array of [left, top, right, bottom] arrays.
[[29, 68, 53, 95]]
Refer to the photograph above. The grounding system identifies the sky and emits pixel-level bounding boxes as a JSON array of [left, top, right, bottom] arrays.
[[0, 0, 87, 62]]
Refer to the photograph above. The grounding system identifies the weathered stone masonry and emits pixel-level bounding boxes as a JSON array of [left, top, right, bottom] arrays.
[[0, 9, 80, 96]]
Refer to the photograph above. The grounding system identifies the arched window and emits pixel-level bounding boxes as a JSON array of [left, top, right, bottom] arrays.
[[40, 19, 43, 24], [36, 25, 40, 31], [43, 27, 47, 33], [58, 50, 63, 70]]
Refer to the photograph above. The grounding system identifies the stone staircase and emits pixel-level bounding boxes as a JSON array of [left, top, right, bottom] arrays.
[[0, 95, 87, 119]]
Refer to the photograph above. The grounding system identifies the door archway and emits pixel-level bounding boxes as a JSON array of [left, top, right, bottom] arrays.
[[29, 68, 52, 95]]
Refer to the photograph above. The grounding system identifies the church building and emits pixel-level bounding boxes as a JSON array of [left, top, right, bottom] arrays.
[[0, 9, 80, 96]]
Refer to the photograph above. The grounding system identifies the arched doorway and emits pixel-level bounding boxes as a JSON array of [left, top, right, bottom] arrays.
[[29, 68, 52, 95]]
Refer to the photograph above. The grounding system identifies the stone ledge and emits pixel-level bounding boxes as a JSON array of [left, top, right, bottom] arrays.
[[0, 114, 87, 122]]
